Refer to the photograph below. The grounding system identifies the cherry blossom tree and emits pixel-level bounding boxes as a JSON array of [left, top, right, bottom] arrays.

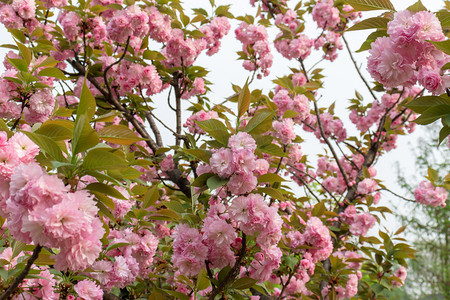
[[0, 0, 448, 299]]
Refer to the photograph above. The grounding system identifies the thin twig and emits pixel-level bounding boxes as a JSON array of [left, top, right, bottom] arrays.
[[313, 100, 351, 188], [288, 164, 339, 203], [291, 173, 321, 202], [379, 188, 416, 203], [342, 34, 377, 101]]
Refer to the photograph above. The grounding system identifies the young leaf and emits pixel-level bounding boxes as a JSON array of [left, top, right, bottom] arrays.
[[85, 182, 126, 200], [238, 79, 251, 119], [72, 79, 99, 155], [37, 68, 68, 80], [21, 131, 65, 162], [406, 0, 427, 12], [244, 109, 273, 134], [344, 0, 395, 11], [98, 125, 146, 145], [82, 148, 128, 170], [428, 40, 450, 56], [346, 17, 390, 31]]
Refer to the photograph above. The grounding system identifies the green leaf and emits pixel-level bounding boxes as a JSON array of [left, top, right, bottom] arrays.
[[98, 125, 146, 145], [162, 290, 190, 300], [437, 11, 450, 29], [35, 120, 73, 140], [257, 173, 286, 184], [196, 119, 230, 145], [244, 109, 273, 134], [284, 256, 298, 270], [256, 187, 284, 201], [406, 0, 427, 12], [37, 56, 60, 68], [106, 242, 131, 252], [16, 42, 31, 65], [346, 17, 390, 31], [72, 79, 99, 155], [407, 95, 450, 113], [85, 182, 126, 200], [37, 68, 68, 80], [191, 172, 214, 187], [34, 253, 55, 266], [257, 144, 288, 157], [312, 201, 326, 217], [238, 79, 251, 119], [12, 240, 26, 259], [344, 0, 395, 11], [97, 201, 116, 221], [143, 186, 160, 209], [82, 148, 128, 170], [8, 29, 26, 43], [21, 131, 65, 162], [207, 175, 228, 191], [143, 50, 166, 61], [93, 193, 116, 210], [7, 57, 28, 72], [427, 167, 439, 183], [182, 149, 212, 163], [414, 105, 450, 125], [229, 277, 258, 290], [438, 125, 450, 145], [196, 269, 210, 291], [428, 40, 450, 56]]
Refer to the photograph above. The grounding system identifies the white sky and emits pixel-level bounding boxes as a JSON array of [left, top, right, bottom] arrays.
[[0, 0, 446, 231]]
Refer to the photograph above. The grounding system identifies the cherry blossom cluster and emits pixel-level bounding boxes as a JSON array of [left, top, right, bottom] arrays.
[[340, 205, 376, 236], [208, 132, 269, 195], [414, 180, 448, 207], [0, 132, 104, 271], [368, 10, 450, 94], [235, 22, 273, 76], [349, 88, 419, 151], [183, 110, 219, 134], [304, 112, 347, 143], [88, 228, 159, 290], [274, 9, 314, 61], [0, 0, 35, 29], [0, 55, 56, 124], [273, 88, 311, 120]]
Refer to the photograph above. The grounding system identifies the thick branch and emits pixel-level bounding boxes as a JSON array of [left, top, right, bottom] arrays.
[[0, 245, 42, 300], [144, 112, 163, 147]]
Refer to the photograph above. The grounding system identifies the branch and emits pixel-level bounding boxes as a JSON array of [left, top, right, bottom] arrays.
[[67, 58, 159, 153], [291, 173, 321, 202], [208, 234, 247, 300], [313, 100, 351, 188], [0, 245, 42, 300], [277, 261, 300, 300], [103, 37, 130, 97], [145, 112, 163, 147], [379, 188, 416, 203], [172, 71, 183, 146], [342, 35, 377, 101], [288, 164, 339, 203]]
